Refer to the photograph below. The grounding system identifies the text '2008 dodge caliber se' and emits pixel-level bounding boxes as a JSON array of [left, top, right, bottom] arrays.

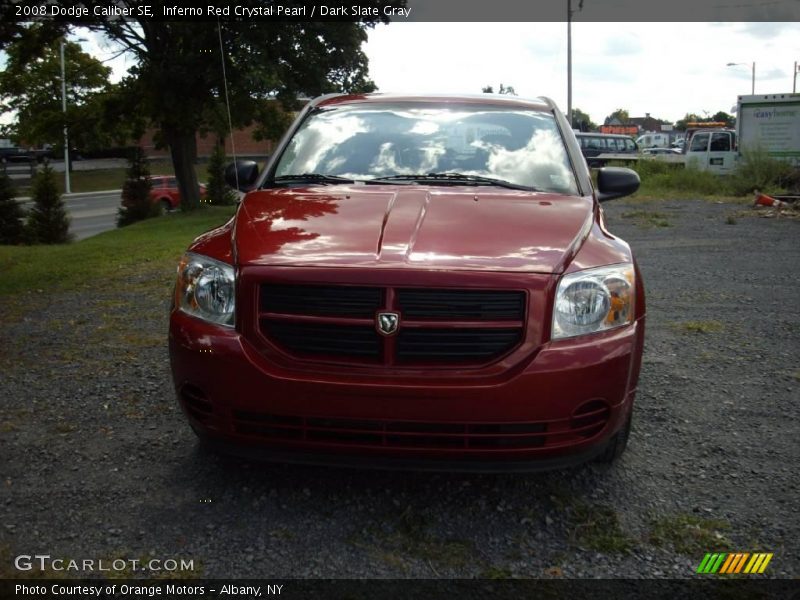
[[169, 93, 645, 472]]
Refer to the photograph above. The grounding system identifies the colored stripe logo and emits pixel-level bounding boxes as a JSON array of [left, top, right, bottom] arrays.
[[696, 553, 773, 574]]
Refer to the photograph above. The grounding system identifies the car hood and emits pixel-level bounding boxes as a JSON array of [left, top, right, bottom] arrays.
[[234, 185, 594, 273]]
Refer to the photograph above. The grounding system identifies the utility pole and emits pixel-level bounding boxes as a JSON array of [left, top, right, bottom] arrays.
[[60, 39, 71, 194], [567, 0, 584, 129], [567, 0, 572, 128]]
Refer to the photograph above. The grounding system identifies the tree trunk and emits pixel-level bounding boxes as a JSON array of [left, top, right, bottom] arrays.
[[163, 125, 200, 211]]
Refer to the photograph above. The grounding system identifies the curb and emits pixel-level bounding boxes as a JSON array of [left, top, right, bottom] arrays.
[[15, 189, 122, 203]]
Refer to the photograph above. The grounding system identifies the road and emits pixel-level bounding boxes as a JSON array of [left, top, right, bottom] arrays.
[[19, 190, 121, 241]]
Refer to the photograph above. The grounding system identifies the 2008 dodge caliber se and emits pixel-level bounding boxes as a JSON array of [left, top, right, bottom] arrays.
[[169, 93, 645, 472]]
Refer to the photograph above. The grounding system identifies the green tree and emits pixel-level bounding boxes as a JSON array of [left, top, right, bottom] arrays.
[[117, 146, 156, 227], [605, 108, 630, 125], [26, 163, 70, 244], [73, 2, 401, 211], [205, 143, 237, 206], [675, 111, 734, 131], [0, 35, 113, 151], [0, 171, 25, 244], [711, 111, 735, 128], [571, 107, 597, 131]]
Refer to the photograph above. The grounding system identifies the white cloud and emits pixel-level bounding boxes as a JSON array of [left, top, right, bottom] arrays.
[[364, 21, 800, 125]]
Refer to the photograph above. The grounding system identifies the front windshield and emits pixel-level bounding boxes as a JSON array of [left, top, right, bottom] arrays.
[[273, 102, 579, 195]]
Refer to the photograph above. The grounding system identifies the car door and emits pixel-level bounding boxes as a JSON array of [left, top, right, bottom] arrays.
[[705, 132, 737, 175]]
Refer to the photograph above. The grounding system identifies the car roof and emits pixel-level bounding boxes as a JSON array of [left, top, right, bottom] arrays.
[[312, 93, 555, 112], [576, 132, 633, 138]]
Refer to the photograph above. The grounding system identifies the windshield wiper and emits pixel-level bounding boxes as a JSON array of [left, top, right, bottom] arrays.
[[368, 173, 536, 191], [273, 173, 355, 185]]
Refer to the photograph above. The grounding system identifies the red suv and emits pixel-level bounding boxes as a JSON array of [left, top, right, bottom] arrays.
[[168, 94, 645, 471]]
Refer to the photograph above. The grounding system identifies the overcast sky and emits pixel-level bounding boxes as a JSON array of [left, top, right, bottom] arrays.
[[363, 21, 800, 124]]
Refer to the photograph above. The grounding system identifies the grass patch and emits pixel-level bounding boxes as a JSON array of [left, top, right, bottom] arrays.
[[604, 156, 795, 202], [352, 506, 476, 571], [479, 566, 513, 579], [649, 514, 733, 555], [0, 206, 236, 297], [568, 501, 635, 554], [621, 209, 671, 228], [672, 320, 724, 334]]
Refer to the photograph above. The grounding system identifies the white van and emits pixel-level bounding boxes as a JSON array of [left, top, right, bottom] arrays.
[[683, 128, 738, 175], [636, 133, 670, 149]]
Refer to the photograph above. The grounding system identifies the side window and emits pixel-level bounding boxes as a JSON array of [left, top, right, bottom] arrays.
[[578, 136, 588, 149], [689, 133, 709, 152], [167, 177, 178, 187], [589, 137, 603, 150], [710, 132, 731, 152], [625, 139, 636, 151]]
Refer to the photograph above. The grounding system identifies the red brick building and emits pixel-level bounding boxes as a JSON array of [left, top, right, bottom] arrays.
[[136, 124, 277, 160]]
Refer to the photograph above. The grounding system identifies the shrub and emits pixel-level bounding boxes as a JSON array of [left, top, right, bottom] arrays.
[[728, 147, 795, 196], [205, 143, 237, 206], [633, 160, 728, 197], [117, 146, 157, 227], [0, 171, 25, 244], [26, 163, 71, 244]]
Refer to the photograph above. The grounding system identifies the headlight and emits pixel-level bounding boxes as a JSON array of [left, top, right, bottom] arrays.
[[174, 252, 235, 327], [552, 264, 634, 339]]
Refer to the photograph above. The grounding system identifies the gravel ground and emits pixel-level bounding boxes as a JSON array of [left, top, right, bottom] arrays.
[[1, 197, 798, 580]]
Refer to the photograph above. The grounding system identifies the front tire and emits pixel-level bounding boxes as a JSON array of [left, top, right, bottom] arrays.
[[160, 199, 172, 213]]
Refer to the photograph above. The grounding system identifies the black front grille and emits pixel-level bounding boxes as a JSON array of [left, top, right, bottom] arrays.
[[256, 284, 526, 366], [397, 328, 522, 362], [261, 284, 382, 318], [398, 289, 525, 320], [261, 319, 381, 359]]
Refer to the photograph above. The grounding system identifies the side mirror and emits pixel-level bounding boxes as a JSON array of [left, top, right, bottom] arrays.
[[597, 167, 640, 202], [224, 160, 260, 192]]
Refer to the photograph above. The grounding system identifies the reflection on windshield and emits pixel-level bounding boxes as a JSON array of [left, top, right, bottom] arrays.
[[274, 104, 578, 195]]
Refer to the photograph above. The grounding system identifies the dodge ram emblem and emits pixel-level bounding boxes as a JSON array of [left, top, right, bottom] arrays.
[[377, 312, 399, 336]]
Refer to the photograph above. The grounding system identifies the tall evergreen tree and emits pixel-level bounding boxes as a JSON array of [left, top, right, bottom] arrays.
[[26, 163, 70, 244], [205, 143, 237, 206], [117, 146, 156, 227], [0, 171, 25, 244]]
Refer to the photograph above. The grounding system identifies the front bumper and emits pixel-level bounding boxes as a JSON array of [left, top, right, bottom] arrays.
[[169, 310, 644, 471]]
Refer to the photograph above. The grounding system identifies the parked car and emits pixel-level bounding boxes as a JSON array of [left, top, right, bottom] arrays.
[[169, 93, 645, 472], [149, 175, 207, 211], [575, 133, 638, 167], [0, 145, 54, 163]]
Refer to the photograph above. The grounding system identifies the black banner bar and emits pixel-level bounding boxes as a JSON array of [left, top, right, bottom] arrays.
[[1, 0, 799, 23], [2, 578, 799, 600]]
